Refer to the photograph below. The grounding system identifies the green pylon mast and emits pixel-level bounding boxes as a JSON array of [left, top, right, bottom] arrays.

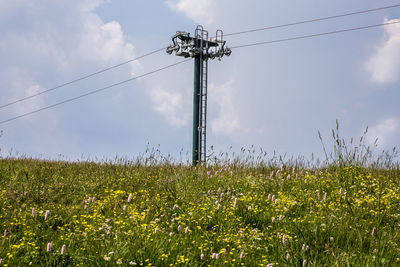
[[167, 25, 231, 165]]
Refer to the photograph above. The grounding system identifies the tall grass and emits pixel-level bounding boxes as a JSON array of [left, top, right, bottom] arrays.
[[0, 126, 399, 266]]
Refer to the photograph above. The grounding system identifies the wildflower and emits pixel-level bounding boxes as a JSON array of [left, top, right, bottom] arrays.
[[173, 204, 179, 210], [323, 192, 327, 202], [212, 253, 217, 259], [274, 199, 278, 205], [282, 234, 287, 245], [185, 227, 189, 234], [45, 210, 50, 220], [286, 253, 290, 261], [371, 227, 376, 237], [271, 195, 275, 202], [339, 188, 343, 195], [217, 204, 221, 210], [178, 225, 182, 232], [168, 239, 171, 242], [302, 259, 307, 267], [279, 215, 283, 221], [200, 254, 204, 260], [272, 217, 275, 223], [154, 228, 158, 234], [3, 229, 7, 238], [123, 205, 126, 210], [268, 194, 271, 200], [169, 232, 173, 237], [104, 256, 111, 261], [302, 244, 309, 251], [129, 262, 137, 265], [92, 196, 96, 203], [116, 259, 122, 265], [207, 171, 211, 176], [247, 206, 251, 211], [0, 259, 2, 264], [239, 251, 244, 259], [47, 242, 52, 252], [233, 198, 237, 208], [127, 194, 132, 203], [32, 208, 35, 218], [61, 244, 66, 255], [215, 253, 219, 259]]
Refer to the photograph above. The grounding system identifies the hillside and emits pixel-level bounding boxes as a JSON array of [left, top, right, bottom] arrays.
[[0, 158, 399, 266]]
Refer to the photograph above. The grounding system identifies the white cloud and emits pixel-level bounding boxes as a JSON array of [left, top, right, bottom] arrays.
[[366, 117, 399, 148], [150, 87, 190, 127], [210, 79, 240, 135], [166, 0, 216, 25], [366, 18, 400, 84], [0, 0, 139, 158]]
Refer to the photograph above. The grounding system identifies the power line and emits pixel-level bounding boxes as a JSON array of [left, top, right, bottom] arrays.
[[230, 20, 400, 49], [225, 3, 400, 37], [0, 47, 167, 110], [3, 4, 399, 110], [0, 59, 191, 125]]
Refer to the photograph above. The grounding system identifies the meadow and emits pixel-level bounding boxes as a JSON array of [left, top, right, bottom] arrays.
[[0, 133, 399, 266]]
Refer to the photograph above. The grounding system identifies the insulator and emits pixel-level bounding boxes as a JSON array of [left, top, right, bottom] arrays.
[[224, 48, 232, 56]]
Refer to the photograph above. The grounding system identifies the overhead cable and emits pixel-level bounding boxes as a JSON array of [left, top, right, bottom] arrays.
[[0, 47, 167, 109], [0, 59, 191, 125], [230, 20, 400, 49], [225, 3, 400, 37]]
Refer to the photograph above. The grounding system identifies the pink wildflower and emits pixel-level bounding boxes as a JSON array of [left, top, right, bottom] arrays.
[[45, 210, 50, 220], [61, 244, 66, 255]]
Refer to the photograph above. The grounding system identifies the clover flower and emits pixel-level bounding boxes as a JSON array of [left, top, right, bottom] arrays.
[[45, 210, 50, 220], [61, 244, 66, 255]]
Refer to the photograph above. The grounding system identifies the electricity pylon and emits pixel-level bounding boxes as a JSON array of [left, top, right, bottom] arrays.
[[167, 25, 231, 166]]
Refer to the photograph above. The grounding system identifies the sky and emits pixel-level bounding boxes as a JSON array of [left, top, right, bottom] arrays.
[[0, 0, 399, 162]]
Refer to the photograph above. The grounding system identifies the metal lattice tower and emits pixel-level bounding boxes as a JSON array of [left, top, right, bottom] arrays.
[[167, 25, 231, 165]]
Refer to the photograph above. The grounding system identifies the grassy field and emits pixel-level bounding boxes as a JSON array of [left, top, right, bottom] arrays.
[[0, 151, 399, 266]]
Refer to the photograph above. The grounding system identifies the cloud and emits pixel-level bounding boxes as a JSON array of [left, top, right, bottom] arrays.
[[150, 87, 190, 127], [166, 0, 216, 25], [366, 18, 400, 84], [0, 0, 139, 158], [366, 117, 399, 148], [210, 79, 241, 135]]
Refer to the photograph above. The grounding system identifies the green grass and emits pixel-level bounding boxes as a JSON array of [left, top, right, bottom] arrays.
[[0, 154, 399, 266]]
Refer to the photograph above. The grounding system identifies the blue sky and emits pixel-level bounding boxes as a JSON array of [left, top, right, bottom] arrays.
[[0, 0, 399, 162]]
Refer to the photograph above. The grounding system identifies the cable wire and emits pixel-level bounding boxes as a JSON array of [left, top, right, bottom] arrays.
[[0, 46, 167, 110], [225, 3, 400, 37], [0, 59, 191, 125], [230, 20, 400, 49], [4, 3, 399, 109]]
